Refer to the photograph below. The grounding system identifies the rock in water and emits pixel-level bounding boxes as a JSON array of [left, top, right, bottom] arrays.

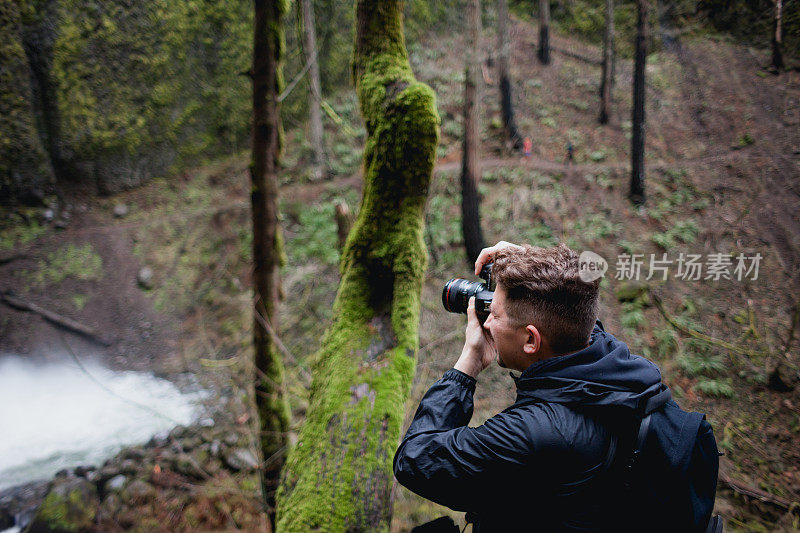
[[27, 477, 98, 533]]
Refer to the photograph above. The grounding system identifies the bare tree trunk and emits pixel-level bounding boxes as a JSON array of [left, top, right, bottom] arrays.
[[538, 0, 551, 65], [250, 0, 290, 528], [275, 0, 439, 530], [302, 0, 326, 179], [462, 0, 486, 264], [630, 0, 647, 205], [497, 0, 521, 149], [772, 0, 784, 71], [599, 0, 615, 124]]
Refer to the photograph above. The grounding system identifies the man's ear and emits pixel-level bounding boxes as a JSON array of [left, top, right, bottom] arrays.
[[523, 324, 542, 355]]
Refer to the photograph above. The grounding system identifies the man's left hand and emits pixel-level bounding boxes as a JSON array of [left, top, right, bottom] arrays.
[[454, 297, 496, 378]]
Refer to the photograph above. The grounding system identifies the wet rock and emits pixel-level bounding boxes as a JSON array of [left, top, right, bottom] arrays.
[[209, 440, 222, 458], [169, 425, 188, 440], [198, 417, 215, 428], [120, 447, 146, 461], [119, 459, 139, 476], [174, 453, 203, 479], [137, 267, 154, 290], [223, 432, 240, 447], [112, 204, 129, 218], [199, 427, 215, 444], [106, 475, 127, 493], [146, 431, 169, 448], [73, 465, 95, 478], [43, 209, 55, 222], [223, 448, 259, 472], [97, 464, 121, 485], [121, 480, 154, 504], [28, 477, 97, 533], [0, 506, 12, 529]]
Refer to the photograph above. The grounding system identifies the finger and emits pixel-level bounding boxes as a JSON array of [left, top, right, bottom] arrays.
[[474, 247, 494, 275], [466, 296, 478, 322], [474, 241, 521, 275]]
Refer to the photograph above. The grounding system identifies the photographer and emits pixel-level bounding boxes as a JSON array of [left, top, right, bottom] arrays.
[[393, 242, 720, 532]]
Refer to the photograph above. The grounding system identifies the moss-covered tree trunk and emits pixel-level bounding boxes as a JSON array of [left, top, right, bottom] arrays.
[[537, 0, 551, 65], [275, 1, 439, 530], [497, 0, 521, 150], [462, 0, 486, 264], [250, 0, 290, 528], [629, 0, 647, 206], [599, 0, 614, 124]]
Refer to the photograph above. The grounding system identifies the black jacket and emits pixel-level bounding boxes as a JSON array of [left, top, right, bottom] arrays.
[[393, 320, 666, 531]]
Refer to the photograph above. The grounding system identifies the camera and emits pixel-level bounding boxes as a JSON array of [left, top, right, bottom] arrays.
[[442, 264, 494, 322]]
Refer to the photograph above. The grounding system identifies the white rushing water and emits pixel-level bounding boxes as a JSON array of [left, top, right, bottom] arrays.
[[0, 355, 206, 492]]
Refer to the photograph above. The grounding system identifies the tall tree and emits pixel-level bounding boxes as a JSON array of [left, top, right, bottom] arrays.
[[275, 0, 439, 530], [599, 0, 615, 124], [301, 0, 326, 179], [630, 0, 648, 205], [772, 0, 784, 71], [538, 0, 551, 65], [496, 0, 522, 149], [462, 0, 486, 263], [250, 0, 290, 528]]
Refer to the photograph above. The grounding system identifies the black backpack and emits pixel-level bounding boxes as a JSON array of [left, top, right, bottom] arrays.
[[606, 386, 723, 532]]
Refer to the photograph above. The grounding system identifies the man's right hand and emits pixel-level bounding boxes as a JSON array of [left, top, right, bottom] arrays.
[[474, 241, 523, 276]]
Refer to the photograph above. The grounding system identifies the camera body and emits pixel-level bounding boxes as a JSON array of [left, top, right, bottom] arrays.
[[442, 264, 494, 322]]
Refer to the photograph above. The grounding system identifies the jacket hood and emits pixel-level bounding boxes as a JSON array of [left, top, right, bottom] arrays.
[[513, 320, 664, 412]]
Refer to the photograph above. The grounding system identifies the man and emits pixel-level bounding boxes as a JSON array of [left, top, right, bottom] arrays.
[[393, 242, 718, 532]]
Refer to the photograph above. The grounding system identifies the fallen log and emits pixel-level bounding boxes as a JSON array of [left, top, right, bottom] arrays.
[[0, 291, 112, 346], [719, 473, 799, 514]]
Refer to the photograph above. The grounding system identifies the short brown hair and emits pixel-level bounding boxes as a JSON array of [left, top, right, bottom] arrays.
[[492, 243, 599, 354]]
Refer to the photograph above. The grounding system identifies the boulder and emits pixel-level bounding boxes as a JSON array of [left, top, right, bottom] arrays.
[[105, 475, 127, 493], [120, 480, 154, 505], [136, 267, 154, 290], [27, 477, 98, 533], [112, 204, 129, 218], [223, 448, 259, 472]]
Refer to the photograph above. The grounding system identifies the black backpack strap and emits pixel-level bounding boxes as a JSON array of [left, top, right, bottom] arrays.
[[618, 386, 671, 490], [641, 386, 672, 416]]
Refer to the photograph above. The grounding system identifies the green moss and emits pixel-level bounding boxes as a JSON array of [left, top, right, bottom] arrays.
[[34, 483, 97, 532], [276, 2, 439, 531], [28, 242, 103, 287], [71, 293, 88, 310], [0, 215, 47, 251], [0, 0, 54, 201]]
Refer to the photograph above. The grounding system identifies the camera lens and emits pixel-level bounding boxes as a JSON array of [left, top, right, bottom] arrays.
[[442, 278, 484, 314]]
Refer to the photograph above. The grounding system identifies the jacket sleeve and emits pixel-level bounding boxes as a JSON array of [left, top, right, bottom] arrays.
[[393, 369, 536, 512]]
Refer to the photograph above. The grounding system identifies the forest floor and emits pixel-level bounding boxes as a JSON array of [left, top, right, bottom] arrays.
[[1, 12, 800, 533]]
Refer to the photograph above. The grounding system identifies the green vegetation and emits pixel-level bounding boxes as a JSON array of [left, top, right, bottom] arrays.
[[0, 214, 46, 251], [694, 378, 734, 398], [651, 220, 700, 249], [29, 243, 103, 287], [71, 293, 88, 310], [570, 213, 621, 244]]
